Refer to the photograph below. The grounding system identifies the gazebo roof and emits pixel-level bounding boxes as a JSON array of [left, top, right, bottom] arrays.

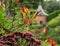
[[36, 5, 48, 16]]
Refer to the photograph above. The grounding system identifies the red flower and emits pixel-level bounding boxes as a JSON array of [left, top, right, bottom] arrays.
[[45, 37, 57, 46], [20, 6, 25, 12], [20, 5, 30, 14], [45, 37, 52, 42], [22, 18, 32, 23], [51, 40, 57, 45]]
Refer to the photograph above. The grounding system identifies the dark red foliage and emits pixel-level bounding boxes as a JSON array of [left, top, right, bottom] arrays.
[[0, 44, 4, 46], [34, 39, 41, 45], [0, 31, 41, 46], [24, 32, 33, 37]]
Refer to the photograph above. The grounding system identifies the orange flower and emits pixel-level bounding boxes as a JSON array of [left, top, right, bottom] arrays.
[[25, 7, 30, 14], [22, 18, 32, 23], [20, 6, 30, 14], [45, 37, 52, 42], [45, 37, 57, 46], [43, 28, 47, 33], [20, 6, 25, 12], [51, 40, 57, 45]]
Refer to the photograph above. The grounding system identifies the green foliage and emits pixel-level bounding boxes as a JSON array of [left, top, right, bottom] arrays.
[[48, 14, 60, 27], [42, 27, 60, 44], [0, 6, 9, 26], [0, 6, 4, 14], [47, 10, 60, 21], [20, 0, 44, 9], [48, 27, 60, 43], [45, 1, 60, 13], [0, 6, 11, 34], [0, 0, 60, 45]]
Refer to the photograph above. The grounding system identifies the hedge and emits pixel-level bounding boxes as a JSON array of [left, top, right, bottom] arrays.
[[47, 10, 60, 21]]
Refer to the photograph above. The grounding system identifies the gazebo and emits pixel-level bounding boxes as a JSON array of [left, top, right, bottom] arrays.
[[35, 2, 48, 27]]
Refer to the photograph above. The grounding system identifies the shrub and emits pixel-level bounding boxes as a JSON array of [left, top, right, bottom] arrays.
[[48, 15, 60, 27], [46, 2, 60, 13], [47, 10, 60, 21], [0, 31, 41, 46], [42, 27, 60, 44]]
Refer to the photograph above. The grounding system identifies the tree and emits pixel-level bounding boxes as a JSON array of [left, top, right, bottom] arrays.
[[44, 0, 60, 13]]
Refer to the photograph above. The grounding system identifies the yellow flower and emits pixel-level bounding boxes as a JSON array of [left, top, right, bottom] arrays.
[[45, 40, 48, 42], [26, 8, 30, 14]]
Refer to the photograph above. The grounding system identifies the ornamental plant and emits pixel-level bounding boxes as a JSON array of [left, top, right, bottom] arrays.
[[0, 31, 41, 46]]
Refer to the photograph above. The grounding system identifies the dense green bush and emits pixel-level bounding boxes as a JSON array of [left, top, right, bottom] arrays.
[[0, 6, 9, 26], [47, 10, 60, 21], [20, 0, 44, 9], [42, 27, 60, 44], [46, 1, 60, 13], [48, 27, 60, 44], [48, 14, 60, 27]]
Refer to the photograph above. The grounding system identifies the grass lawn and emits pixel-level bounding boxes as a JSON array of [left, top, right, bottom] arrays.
[[42, 41, 60, 46]]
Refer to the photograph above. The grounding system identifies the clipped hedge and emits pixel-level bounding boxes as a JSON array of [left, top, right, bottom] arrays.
[[47, 10, 60, 21], [48, 15, 60, 27]]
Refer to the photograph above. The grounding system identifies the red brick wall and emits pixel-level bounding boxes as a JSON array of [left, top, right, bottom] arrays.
[[35, 16, 46, 24]]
